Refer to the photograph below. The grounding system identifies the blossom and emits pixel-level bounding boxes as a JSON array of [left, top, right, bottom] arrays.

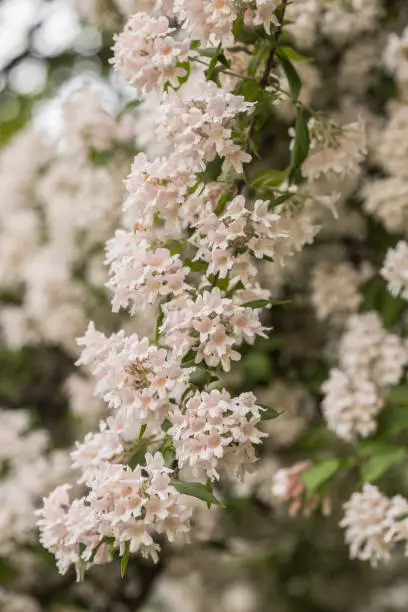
[[341, 485, 395, 567], [37, 456, 192, 575], [381, 241, 408, 301], [363, 177, 408, 234], [310, 261, 371, 324], [384, 27, 408, 86], [112, 13, 190, 95], [322, 368, 384, 441], [191, 195, 288, 277], [157, 82, 254, 172], [105, 228, 191, 312], [169, 390, 266, 480], [338, 312, 408, 388], [174, 0, 279, 44], [76, 322, 191, 410], [302, 117, 366, 180], [123, 153, 197, 229], [160, 288, 268, 371], [272, 460, 311, 515]]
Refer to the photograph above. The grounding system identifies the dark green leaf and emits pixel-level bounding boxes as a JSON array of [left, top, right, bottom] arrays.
[[260, 405, 281, 420], [361, 448, 405, 483], [251, 168, 288, 189], [278, 54, 301, 99], [171, 480, 222, 506], [184, 258, 209, 273], [214, 191, 233, 216], [279, 46, 311, 61], [155, 305, 165, 344], [242, 299, 270, 309], [182, 349, 197, 365], [301, 459, 341, 494], [121, 541, 130, 578], [388, 386, 408, 406], [289, 111, 310, 179]]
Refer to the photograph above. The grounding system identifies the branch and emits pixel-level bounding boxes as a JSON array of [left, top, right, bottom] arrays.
[[246, 0, 289, 150]]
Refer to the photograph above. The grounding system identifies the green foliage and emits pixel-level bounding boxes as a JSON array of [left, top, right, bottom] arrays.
[[121, 541, 131, 578], [277, 51, 302, 99], [171, 480, 222, 506], [301, 459, 342, 495], [289, 110, 310, 181], [358, 445, 406, 483], [260, 405, 281, 420]]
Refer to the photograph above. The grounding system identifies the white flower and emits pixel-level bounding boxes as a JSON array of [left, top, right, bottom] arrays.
[[169, 390, 265, 480], [338, 312, 408, 388], [341, 484, 394, 567], [76, 322, 191, 411], [310, 261, 371, 324], [157, 82, 254, 172], [106, 228, 191, 312], [363, 177, 408, 234], [381, 241, 408, 301], [112, 13, 190, 95], [272, 460, 311, 515], [302, 118, 366, 180], [322, 368, 384, 441], [161, 288, 268, 371]]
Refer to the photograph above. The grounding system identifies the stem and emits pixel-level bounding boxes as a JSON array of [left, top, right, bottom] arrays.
[[245, 0, 289, 152], [192, 56, 258, 83]]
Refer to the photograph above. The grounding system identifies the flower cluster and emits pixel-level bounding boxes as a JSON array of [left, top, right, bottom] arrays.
[[170, 390, 266, 480], [112, 13, 190, 93], [157, 83, 254, 173], [173, 0, 278, 45], [34, 0, 378, 587], [341, 484, 408, 567], [192, 195, 288, 276], [37, 453, 191, 576], [161, 288, 268, 371], [381, 241, 408, 301], [322, 312, 408, 441], [302, 117, 367, 181], [106, 228, 190, 313]]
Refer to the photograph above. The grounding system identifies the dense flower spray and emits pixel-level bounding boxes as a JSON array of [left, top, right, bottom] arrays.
[[36, 0, 351, 578]]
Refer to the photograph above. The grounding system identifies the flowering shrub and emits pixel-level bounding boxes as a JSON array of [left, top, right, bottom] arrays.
[[3, 0, 408, 610]]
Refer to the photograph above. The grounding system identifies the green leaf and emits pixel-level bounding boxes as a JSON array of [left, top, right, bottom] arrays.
[[205, 44, 226, 83], [215, 277, 229, 291], [361, 448, 406, 483], [184, 259, 209, 273], [138, 424, 147, 441], [388, 386, 408, 406], [301, 459, 341, 494], [214, 191, 233, 216], [232, 16, 243, 40], [278, 53, 302, 99], [289, 110, 310, 179], [260, 405, 281, 420], [241, 299, 291, 309], [251, 168, 288, 189], [89, 148, 114, 166], [121, 540, 130, 578], [171, 480, 222, 506], [155, 305, 165, 344], [190, 366, 219, 389], [182, 349, 197, 366], [237, 80, 263, 103], [279, 46, 311, 62], [175, 61, 190, 89], [242, 299, 271, 309], [243, 352, 272, 383]]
